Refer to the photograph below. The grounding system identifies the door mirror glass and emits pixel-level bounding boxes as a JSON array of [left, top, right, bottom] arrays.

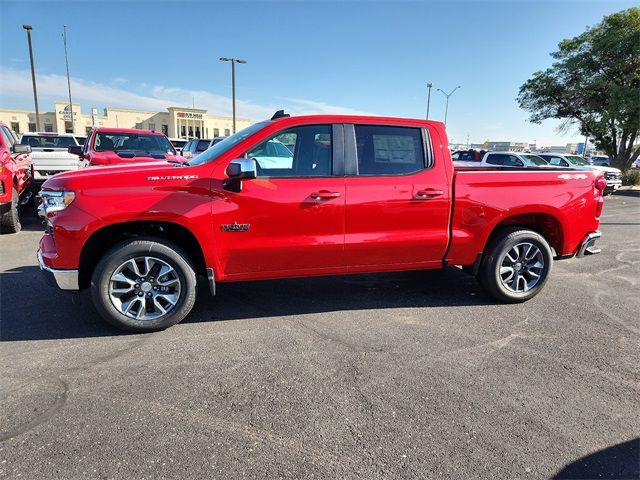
[[223, 159, 257, 192], [13, 144, 31, 154], [68, 145, 83, 156]]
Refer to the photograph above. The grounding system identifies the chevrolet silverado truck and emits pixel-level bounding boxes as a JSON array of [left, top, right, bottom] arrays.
[[1, 122, 33, 234], [37, 112, 606, 332], [69, 128, 186, 167], [19, 132, 81, 182]]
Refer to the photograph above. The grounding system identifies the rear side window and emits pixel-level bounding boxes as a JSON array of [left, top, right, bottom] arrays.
[[197, 140, 210, 152], [355, 125, 425, 175], [541, 155, 566, 166]]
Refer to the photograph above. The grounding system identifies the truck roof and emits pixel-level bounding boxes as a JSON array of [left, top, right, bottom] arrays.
[[269, 114, 445, 128], [22, 132, 77, 137]]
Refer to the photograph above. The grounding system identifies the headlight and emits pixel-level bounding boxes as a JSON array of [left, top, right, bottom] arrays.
[[40, 190, 75, 213]]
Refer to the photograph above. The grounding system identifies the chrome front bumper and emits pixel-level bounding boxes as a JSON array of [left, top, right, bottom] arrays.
[[576, 231, 602, 258], [37, 250, 79, 290]]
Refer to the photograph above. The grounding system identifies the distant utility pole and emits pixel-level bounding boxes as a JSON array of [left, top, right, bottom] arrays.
[[219, 57, 246, 134], [437, 86, 461, 125], [63, 25, 73, 132], [23, 24, 40, 132], [426, 83, 433, 120]]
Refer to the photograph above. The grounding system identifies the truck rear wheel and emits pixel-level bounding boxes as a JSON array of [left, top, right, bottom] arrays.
[[478, 228, 553, 303], [91, 238, 197, 332], [0, 187, 22, 234]]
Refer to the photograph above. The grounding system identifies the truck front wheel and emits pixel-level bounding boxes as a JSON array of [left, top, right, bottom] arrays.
[[478, 228, 553, 303], [91, 238, 197, 332]]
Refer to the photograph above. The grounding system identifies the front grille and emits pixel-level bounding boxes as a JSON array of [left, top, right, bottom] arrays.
[[605, 172, 621, 180], [0, 181, 4, 194]]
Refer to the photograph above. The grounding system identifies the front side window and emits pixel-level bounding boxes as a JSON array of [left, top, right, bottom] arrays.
[[485, 154, 505, 165], [1, 127, 14, 147], [522, 154, 548, 166], [504, 155, 523, 167], [355, 125, 425, 175], [245, 124, 332, 178], [565, 155, 590, 166], [196, 140, 210, 152], [541, 155, 566, 166]]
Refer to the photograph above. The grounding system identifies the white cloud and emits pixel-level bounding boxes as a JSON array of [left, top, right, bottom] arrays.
[[0, 68, 373, 121]]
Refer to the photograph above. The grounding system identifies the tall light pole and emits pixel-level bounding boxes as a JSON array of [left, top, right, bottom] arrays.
[[23, 24, 40, 132], [63, 25, 73, 133], [437, 86, 461, 125], [219, 57, 246, 134], [426, 83, 433, 120]]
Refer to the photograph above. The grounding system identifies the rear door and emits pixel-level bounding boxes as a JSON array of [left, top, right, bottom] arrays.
[[343, 123, 450, 269], [214, 123, 347, 278]]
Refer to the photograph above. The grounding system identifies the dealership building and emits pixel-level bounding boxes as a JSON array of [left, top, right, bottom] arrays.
[[0, 101, 251, 139]]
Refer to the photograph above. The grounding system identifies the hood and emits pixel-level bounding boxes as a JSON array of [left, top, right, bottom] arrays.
[[91, 150, 186, 165], [42, 161, 198, 191]]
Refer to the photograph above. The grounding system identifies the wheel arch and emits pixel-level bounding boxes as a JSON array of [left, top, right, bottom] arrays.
[[485, 212, 563, 257], [78, 220, 207, 290]]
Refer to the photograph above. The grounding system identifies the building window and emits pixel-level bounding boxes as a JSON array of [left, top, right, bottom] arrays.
[[224, 129, 230, 136], [64, 121, 73, 133], [181, 125, 186, 137], [206, 128, 209, 138], [148, 123, 156, 131], [213, 128, 219, 137], [162, 124, 168, 136], [85, 126, 93, 134], [44, 124, 54, 132], [188, 126, 194, 137], [195, 127, 201, 138], [10, 122, 20, 134], [135, 123, 143, 130], [28, 123, 36, 132]]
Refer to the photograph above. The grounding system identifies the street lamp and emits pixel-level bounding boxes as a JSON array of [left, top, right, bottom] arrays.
[[219, 57, 246, 134], [23, 24, 40, 132], [426, 83, 433, 120], [63, 25, 74, 133], [436, 86, 461, 125]]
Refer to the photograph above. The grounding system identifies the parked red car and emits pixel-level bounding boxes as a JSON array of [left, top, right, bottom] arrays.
[[68, 128, 186, 167], [38, 112, 606, 332], [0, 122, 34, 233]]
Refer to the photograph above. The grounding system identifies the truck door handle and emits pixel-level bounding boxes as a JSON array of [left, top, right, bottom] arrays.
[[414, 189, 444, 199], [310, 190, 341, 200]]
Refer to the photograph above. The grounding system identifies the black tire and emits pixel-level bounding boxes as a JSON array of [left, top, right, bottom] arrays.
[[91, 238, 197, 332], [0, 187, 21, 234], [478, 227, 553, 303]]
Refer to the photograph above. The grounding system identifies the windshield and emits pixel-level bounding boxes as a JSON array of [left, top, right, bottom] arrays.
[[566, 155, 590, 166], [188, 121, 271, 166], [522, 154, 548, 166], [94, 132, 176, 155], [20, 135, 77, 149]]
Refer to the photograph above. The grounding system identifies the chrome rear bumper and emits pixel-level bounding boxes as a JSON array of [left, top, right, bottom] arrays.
[[37, 250, 79, 290], [577, 231, 602, 258]]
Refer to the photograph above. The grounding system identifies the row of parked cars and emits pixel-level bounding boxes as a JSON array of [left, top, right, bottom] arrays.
[[452, 149, 624, 195], [0, 123, 225, 233]]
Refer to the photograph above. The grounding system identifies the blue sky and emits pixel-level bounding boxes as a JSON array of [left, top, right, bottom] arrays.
[[0, 0, 636, 145]]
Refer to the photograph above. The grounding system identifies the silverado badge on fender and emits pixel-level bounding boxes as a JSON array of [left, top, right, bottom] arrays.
[[221, 222, 250, 232]]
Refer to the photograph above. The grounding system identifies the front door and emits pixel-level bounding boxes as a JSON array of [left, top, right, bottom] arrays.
[[214, 123, 346, 279], [344, 124, 450, 270]]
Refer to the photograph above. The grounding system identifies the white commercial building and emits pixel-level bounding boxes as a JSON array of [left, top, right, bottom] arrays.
[[0, 101, 251, 139]]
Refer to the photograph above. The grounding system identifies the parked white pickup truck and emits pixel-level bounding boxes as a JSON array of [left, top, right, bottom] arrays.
[[453, 151, 550, 168], [18, 133, 82, 181]]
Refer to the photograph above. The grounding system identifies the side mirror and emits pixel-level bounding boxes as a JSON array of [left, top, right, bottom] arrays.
[[13, 144, 31, 154], [182, 150, 193, 159], [68, 145, 83, 157], [223, 159, 257, 192]]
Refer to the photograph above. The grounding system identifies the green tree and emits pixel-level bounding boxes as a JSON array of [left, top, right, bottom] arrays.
[[518, 8, 640, 171]]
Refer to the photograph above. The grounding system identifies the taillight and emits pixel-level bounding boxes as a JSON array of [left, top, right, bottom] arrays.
[[595, 176, 607, 192]]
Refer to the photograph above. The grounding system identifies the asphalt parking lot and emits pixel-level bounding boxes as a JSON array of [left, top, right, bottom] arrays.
[[1, 191, 639, 479]]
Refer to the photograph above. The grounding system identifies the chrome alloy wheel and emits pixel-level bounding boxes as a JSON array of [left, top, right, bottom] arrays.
[[108, 256, 181, 320], [499, 242, 545, 293]]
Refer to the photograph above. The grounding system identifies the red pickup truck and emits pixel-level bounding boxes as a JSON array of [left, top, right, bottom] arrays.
[[68, 127, 185, 167], [37, 113, 606, 332], [1, 121, 34, 233]]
